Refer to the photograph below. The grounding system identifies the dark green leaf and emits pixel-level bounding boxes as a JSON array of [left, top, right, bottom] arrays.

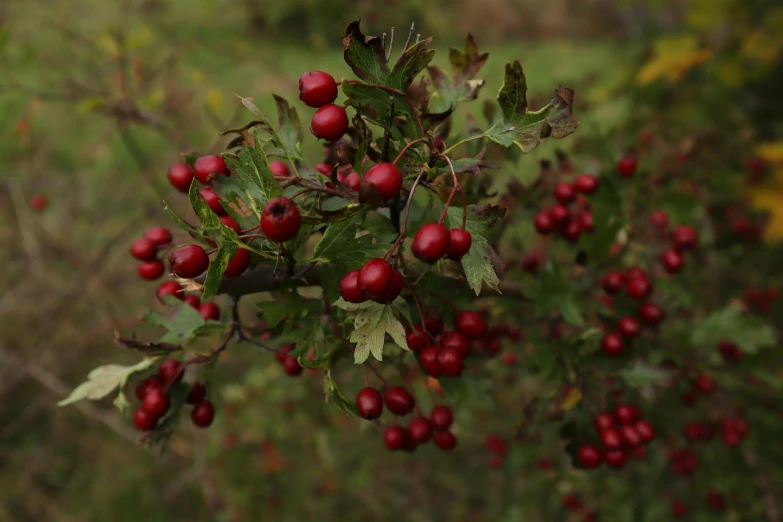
[[271, 94, 304, 162], [341, 20, 388, 85], [444, 205, 504, 294], [352, 112, 372, 174], [321, 197, 351, 212], [144, 297, 214, 345], [201, 242, 237, 300], [691, 306, 776, 354], [313, 209, 368, 261], [188, 179, 220, 228], [522, 263, 584, 322], [388, 38, 435, 90], [341, 82, 413, 140]]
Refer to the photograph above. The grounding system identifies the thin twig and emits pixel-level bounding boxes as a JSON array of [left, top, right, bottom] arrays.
[[401, 22, 416, 55]]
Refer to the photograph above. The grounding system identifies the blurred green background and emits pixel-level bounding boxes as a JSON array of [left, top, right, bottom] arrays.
[[1, 1, 782, 521]]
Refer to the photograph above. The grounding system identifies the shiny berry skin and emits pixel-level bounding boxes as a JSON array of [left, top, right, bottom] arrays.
[[441, 331, 470, 356], [383, 386, 415, 416], [639, 303, 665, 326], [224, 248, 251, 277], [310, 104, 349, 142], [184, 295, 200, 309], [430, 405, 453, 431], [672, 225, 699, 251], [420, 346, 442, 377], [194, 155, 229, 184], [662, 249, 684, 273], [138, 260, 165, 280], [191, 401, 215, 428], [411, 223, 450, 263], [602, 271, 626, 295], [219, 216, 241, 234], [534, 211, 555, 234], [649, 210, 668, 229], [456, 310, 488, 339], [437, 347, 465, 377], [562, 220, 582, 241], [617, 155, 637, 177], [601, 332, 625, 356], [130, 237, 157, 261], [340, 270, 366, 303], [594, 413, 615, 432], [356, 387, 383, 420], [169, 245, 209, 278], [133, 407, 157, 431], [574, 174, 600, 194], [141, 389, 171, 418], [577, 443, 602, 468], [358, 258, 393, 301], [718, 341, 742, 362], [614, 405, 637, 425], [200, 187, 227, 216], [605, 449, 627, 468], [376, 269, 404, 304], [282, 356, 303, 376], [363, 162, 403, 200], [620, 424, 642, 447], [433, 430, 457, 450], [550, 204, 570, 225], [343, 171, 361, 191], [167, 163, 195, 192], [268, 160, 289, 177], [693, 374, 715, 394], [261, 197, 301, 242], [579, 212, 594, 233], [634, 420, 655, 443], [199, 302, 221, 321], [618, 317, 642, 338], [135, 376, 164, 400], [315, 163, 332, 175], [145, 227, 172, 246], [407, 417, 432, 445], [298, 71, 338, 108], [186, 382, 208, 404], [159, 359, 184, 383], [627, 277, 652, 300], [672, 500, 689, 517], [405, 326, 428, 352], [600, 428, 623, 449], [554, 182, 576, 204], [447, 229, 472, 260], [384, 426, 406, 451]]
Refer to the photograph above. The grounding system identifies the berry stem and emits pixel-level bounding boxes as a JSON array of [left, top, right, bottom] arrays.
[[441, 134, 484, 156], [343, 80, 426, 140], [392, 138, 429, 166], [384, 168, 427, 261], [436, 154, 463, 227], [361, 364, 370, 387]]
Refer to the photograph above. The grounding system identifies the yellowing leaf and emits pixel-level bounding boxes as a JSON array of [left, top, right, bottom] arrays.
[[636, 35, 713, 85], [126, 25, 155, 50], [560, 387, 582, 410], [756, 141, 783, 165], [206, 86, 225, 114], [58, 358, 157, 407], [77, 97, 107, 114], [99, 34, 119, 56], [348, 299, 409, 364], [747, 186, 783, 242], [742, 30, 783, 64]]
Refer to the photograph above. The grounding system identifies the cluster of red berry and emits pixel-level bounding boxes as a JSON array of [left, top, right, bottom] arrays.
[[376, 396, 456, 453], [405, 310, 488, 378], [561, 493, 597, 522], [275, 345, 303, 377], [412, 222, 472, 262], [576, 404, 656, 469], [533, 173, 599, 241], [743, 286, 779, 312], [130, 226, 173, 281], [299, 71, 349, 142]]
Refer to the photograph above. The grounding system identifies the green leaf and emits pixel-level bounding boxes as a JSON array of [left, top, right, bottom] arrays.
[[271, 94, 304, 162], [222, 141, 281, 214], [321, 197, 351, 212], [144, 297, 220, 344], [619, 361, 670, 388], [483, 61, 578, 153], [313, 209, 368, 261], [388, 38, 435, 90], [324, 370, 358, 417], [201, 241, 237, 300], [690, 305, 776, 354], [443, 205, 504, 295], [341, 82, 413, 139], [426, 34, 488, 113], [212, 171, 264, 226], [188, 179, 220, 228], [523, 263, 584, 323], [349, 300, 409, 364], [579, 173, 624, 258], [559, 294, 585, 326], [352, 112, 372, 174], [259, 285, 320, 329], [58, 358, 157, 407], [341, 20, 388, 85]]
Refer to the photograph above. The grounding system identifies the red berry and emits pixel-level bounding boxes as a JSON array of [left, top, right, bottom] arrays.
[[268, 160, 289, 177], [718, 341, 742, 362], [534, 211, 555, 234], [446, 229, 472, 260], [407, 417, 432, 445], [617, 155, 637, 177], [194, 155, 229, 184], [30, 193, 48, 211], [437, 347, 465, 377], [672, 500, 688, 517], [406, 325, 428, 352], [224, 248, 251, 277], [133, 407, 157, 431], [602, 271, 626, 295], [562, 219, 582, 241], [574, 174, 600, 194], [618, 317, 642, 338], [343, 171, 361, 191], [191, 401, 215, 428], [626, 267, 648, 280], [131, 237, 158, 261], [605, 449, 627, 468], [614, 405, 637, 425], [661, 249, 684, 273], [261, 197, 301, 242], [639, 303, 665, 326], [550, 204, 570, 225], [184, 294, 200, 309], [159, 359, 184, 384], [420, 346, 442, 377], [432, 430, 457, 451], [626, 278, 652, 300], [722, 430, 742, 446], [356, 387, 383, 420], [167, 163, 195, 191], [706, 491, 724, 511], [315, 163, 333, 175], [577, 443, 602, 468], [376, 269, 404, 304], [200, 188, 226, 216], [620, 424, 642, 447], [145, 227, 172, 246], [424, 316, 444, 336], [384, 426, 406, 451], [186, 382, 208, 404], [579, 212, 594, 233], [634, 420, 655, 443], [383, 386, 415, 416], [430, 405, 453, 431], [310, 104, 349, 142], [601, 332, 625, 356], [600, 428, 623, 449], [693, 374, 715, 394], [364, 162, 403, 200], [594, 412, 615, 432], [485, 434, 509, 456], [219, 216, 241, 234], [649, 210, 668, 229], [441, 331, 470, 356], [138, 260, 165, 280], [141, 389, 171, 418], [298, 71, 338, 108], [554, 182, 576, 204], [340, 270, 366, 303], [672, 225, 699, 251], [412, 223, 451, 263], [562, 494, 583, 511], [358, 258, 393, 301], [169, 245, 209, 278], [135, 376, 164, 400], [455, 310, 487, 339], [283, 356, 303, 376], [199, 302, 221, 321]]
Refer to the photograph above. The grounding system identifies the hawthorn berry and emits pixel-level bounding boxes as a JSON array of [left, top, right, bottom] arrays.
[[186, 382, 208, 404], [554, 182, 577, 204], [534, 211, 555, 234], [364, 162, 403, 200], [649, 210, 668, 229], [339, 270, 366, 303], [693, 374, 715, 394], [133, 407, 157, 431], [430, 405, 454, 431], [672, 500, 688, 517], [159, 359, 184, 384], [282, 356, 303, 377], [447, 229, 472, 260], [562, 494, 583, 511], [358, 258, 393, 301], [456, 310, 488, 339], [424, 316, 444, 336], [405, 326, 428, 352], [605, 449, 627, 468], [618, 317, 642, 338], [145, 226, 172, 246], [219, 216, 241, 234], [437, 347, 465, 377], [579, 212, 594, 233], [617, 155, 637, 177], [574, 174, 599, 194], [626, 277, 652, 300], [626, 267, 648, 280], [343, 171, 361, 191], [383, 386, 415, 416], [135, 376, 164, 400], [200, 187, 227, 216], [184, 295, 201, 309], [384, 426, 406, 451], [310, 104, 349, 142], [268, 160, 289, 177], [602, 271, 625, 295], [407, 417, 432, 445], [562, 220, 582, 241], [199, 302, 221, 321], [138, 260, 165, 280], [194, 155, 229, 184], [601, 332, 625, 356], [639, 302, 665, 326], [672, 225, 699, 251], [441, 331, 470, 356], [594, 413, 615, 432], [191, 401, 215, 428], [130, 237, 157, 261], [432, 430, 457, 451], [620, 424, 642, 447], [600, 428, 623, 449], [419, 346, 442, 377], [718, 340, 742, 362], [706, 491, 724, 511], [614, 405, 637, 425], [141, 389, 171, 418], [298, 71, 338, 108], [634, 420, 655, 443], [661, 249, 684, 273], [224, 248, 251, 277], [167, 163, 195, 192], [412, 223, 451, 263], [169, 245, 209, 278], [576, 443, 602, 468], [30, 193, 48, 211], [376, 269, 404, 304], [261, 197, 301, 242], [356, 387, 383, 420], [550, 204, 570, 225]]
